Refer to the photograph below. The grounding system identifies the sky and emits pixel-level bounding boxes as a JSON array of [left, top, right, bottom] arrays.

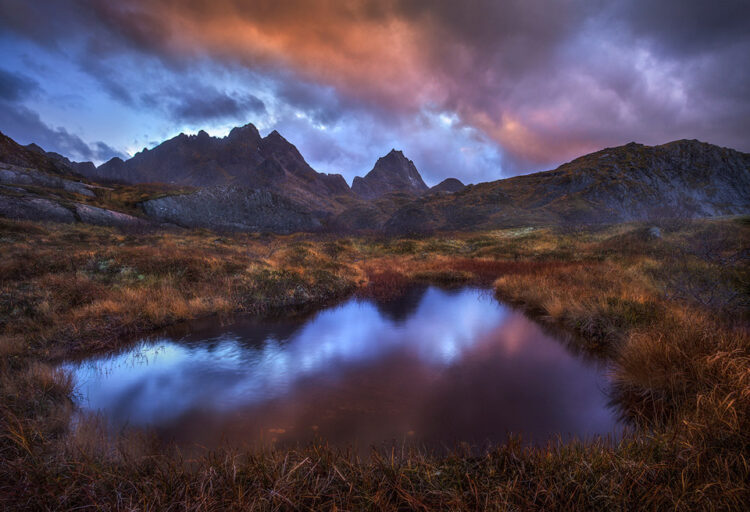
[[1, 0, 748, 186]]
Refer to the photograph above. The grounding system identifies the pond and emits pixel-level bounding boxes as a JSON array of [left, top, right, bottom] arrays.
[[64, 286, 617, 451]]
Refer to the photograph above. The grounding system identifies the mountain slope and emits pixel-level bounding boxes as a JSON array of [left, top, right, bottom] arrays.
[[85, 124, 350, 211], [379, 140, 750, 232], [0, 131, 81, 176], [351, 150, 428, 199], [141, 186, 322, 233]]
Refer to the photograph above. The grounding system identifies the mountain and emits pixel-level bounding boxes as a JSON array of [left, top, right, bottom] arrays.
[[84, 124, 350, 211], [351, 149, 428, 199], [2, 126, 748, 234], [0, 131, 157, 229], [378, 139, 750, 233], [24, 143, 97, 176], [430, 178, 465, 194], [0, 131, 82, 176]]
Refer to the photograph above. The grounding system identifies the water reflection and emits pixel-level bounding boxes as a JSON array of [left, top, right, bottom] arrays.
[[65, 287, 616, 450]]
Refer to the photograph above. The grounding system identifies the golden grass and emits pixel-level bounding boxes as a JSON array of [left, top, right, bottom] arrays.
[[0, 217, 748, 509]]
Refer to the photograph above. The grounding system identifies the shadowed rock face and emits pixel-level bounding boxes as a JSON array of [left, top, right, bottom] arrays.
[[85, 124, 350, 211], [1, 163, 96, 197], [351, 149, 429, 199], [141, 185, 323, 233], [0, 196, 76, 223]]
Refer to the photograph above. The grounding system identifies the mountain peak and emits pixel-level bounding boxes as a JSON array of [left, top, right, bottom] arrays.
[[227, 123, 261, 143], [25, 143, 45, 154], [352, 149, 428, 199], [76, 123, 351, 206], [430, 177, 465, 194], [264, 129, 285, 142]]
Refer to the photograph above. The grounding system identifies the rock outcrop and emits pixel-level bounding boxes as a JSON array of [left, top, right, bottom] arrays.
[[73, 204, 147, 229], [0, 196, 76, 224], [1, 162, 96, 197], [351, 150, 428, 199], [141, 186, 323, 233]]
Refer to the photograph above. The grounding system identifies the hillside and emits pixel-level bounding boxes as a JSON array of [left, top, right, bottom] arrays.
[[375, 140, 750, 232]]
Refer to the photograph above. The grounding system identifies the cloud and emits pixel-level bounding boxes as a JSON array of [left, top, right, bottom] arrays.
[[0, 0, 748, 177], [0, 68, 39, 102], [0, 100, 128, 162], [72, 0, 748, 164], [152, 86, 266, 124]]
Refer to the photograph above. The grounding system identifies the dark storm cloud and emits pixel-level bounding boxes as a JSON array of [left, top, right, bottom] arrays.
[[0, 63, 128, 162], [0, 101, 127, 162], [613, 0, 750, 56], [136, 83, 267, 124], [166, 89, 266, 123], [1, 0, 749, 177], [0, 68, 39, 102]]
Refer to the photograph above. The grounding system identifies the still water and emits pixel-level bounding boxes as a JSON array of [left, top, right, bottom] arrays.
[[65, 286, 617, 450]]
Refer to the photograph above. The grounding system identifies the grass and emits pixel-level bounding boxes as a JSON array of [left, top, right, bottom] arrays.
[[0, 216, 748, 510]]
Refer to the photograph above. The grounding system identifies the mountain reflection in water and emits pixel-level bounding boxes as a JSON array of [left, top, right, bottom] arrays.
[[65, 286, 616, 450]]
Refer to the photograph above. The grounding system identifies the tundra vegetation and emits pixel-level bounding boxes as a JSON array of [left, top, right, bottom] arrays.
[[0, 216, 748, 510]]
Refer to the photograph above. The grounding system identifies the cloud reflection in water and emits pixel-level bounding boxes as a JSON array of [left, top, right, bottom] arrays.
[[65, 287, 615, 449]]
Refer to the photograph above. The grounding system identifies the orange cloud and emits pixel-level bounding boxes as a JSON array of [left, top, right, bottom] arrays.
[[78, 0, 750, 168], [103, 1, 440, 112]]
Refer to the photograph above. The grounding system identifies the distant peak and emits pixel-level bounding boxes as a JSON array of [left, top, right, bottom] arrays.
[[430, 177, 465, 194], [352, 148, 428, 199], [375, 149, 414, 169], [382, 149, 409, 162], [227, 123, 260, 142], [439, 177, 464, 186], [196, 130, 210, 138], [25, 143, 45, 154], [262, 130, 292, 147]]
